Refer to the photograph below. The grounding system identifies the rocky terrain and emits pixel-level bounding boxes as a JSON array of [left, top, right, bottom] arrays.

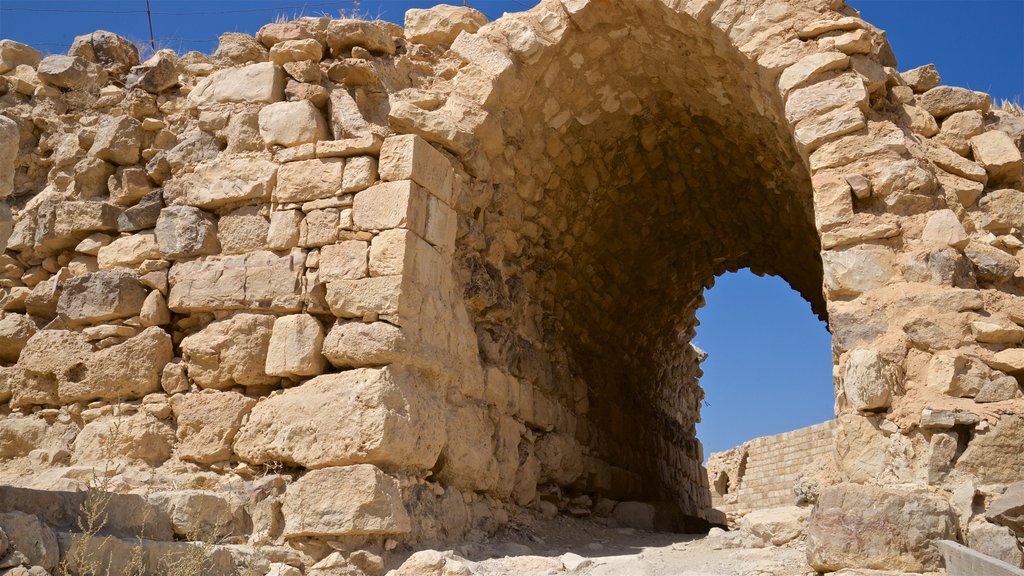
[[0, 0, 1023, 574]]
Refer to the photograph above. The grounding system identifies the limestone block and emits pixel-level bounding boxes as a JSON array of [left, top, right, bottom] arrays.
[[328, 87, 375, 140], [173, 389, 256, 465], [900, 104, 939, 137], [179, 313, 278, 390], [257, 21, 317, 47], [269, 39, 322, 64], [149, 490, 249, 539], [320, 240, 368, 282], [0, 313, 35, 363], [921, 209, 968, 249], [966, 518, 1024, 567], [379, 135, 454, 203], [0, 202, 11, 252], [96, 232, 161, 269], [57, 270, 148, 325], [971, 319, 1024, 344], [265, 314, 326, 378], [322, 321, 407, 368], [155, 206, 220, 259], [73, 412, 175, 466], [784, 73, 867, 124], [917, 86, 990, 118], [612, 502, 656, 532], [188, 62, 285, 104], [316, 134, 384, 158], [970, 130, 1023, 183], [975, 375, 1022, 403], [778, 52, 848, 94], [925, 142, 988, 183], [298, 208, 339, 247], [0, 116, 19, 199], [842, 349, 891, 411], [258, 100, 328, 147], [140, 290, 170, 327], [986, 480, 1024, 533], [424, 195, 457, 249], [326, 276, 404, 319], [275, 158, 344, 203], [70, 30, 139, 75], [822, 248, 893, 297], [405, 5, 487, 45], [793, 104, 866, 151], [981, 188, 1024, 233], [234, 366, 445, 470], [436, 403, 499, 492], [927, 352, 989, 397], [901, 64, 940, 93], [964, 242, 1019, 283], [370, 229, 433, 277], [981, 348, 1024, 374], [956, 415, 1024, 483], [738, 506, 810, 546], [168, 250, 305, 313], [53, 200, 121, 241], [807, 483, 956, 572], [353, 180, 429, 233], [811, 173, 852, 231], [342, 156, 379, 193], [809, 122, 907, 171], [217, 206, 269, 255], [266, 210, 302, 250], [126, 51, 178, 93], [325, 20, 395, 57], [36, 54, 104, 90], [535, 432, 585, 486], [0, 40, 42, 73], [117, 191, 163, 232], [0, 512, 58, 572], [282, 465, 410, 538], [0, 416, 46, 457], [936, 110, 985, 156], [88, 115, 143, 166], [181, 157, 278, 209]]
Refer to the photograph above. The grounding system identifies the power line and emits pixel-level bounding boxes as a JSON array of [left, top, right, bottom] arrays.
[[0, 1, 350, 16]]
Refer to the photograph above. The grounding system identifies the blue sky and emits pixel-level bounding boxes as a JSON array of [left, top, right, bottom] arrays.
[[1, 1, 1020, 455]]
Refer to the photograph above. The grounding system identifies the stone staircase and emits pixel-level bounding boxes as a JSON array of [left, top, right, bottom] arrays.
[[714, 421, 834, 516]]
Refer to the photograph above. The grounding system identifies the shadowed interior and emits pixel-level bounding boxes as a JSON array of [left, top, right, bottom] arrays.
[[460, 0, 828, 529]]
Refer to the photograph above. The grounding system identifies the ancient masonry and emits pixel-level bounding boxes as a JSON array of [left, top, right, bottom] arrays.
[[706, 420, 835, 520], [0, 0, 1022, 573]]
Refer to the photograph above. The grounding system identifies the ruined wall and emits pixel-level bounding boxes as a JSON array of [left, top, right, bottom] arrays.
[[706, 421, 835, 521], [0, 0, 1023, 573]]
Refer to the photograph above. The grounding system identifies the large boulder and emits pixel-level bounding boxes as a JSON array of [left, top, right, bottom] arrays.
[[72, 412, 175, 466], [258, 100, 328, 147], [69, 30, 139, 75], [179, 314, 278, 390], [56, 270, 148, 325], [88, 115, 143, 166], [173, 390, 256, 465], [842, 349, 891, 411], [806, 484, 957, 572], [404, 5, 488, 45], [0, 40, 42, 73], [987, 481, 1024, 533], [155, 206, 219, 259], [233, 366, 445, 471], [264, 314, 326, 378], [189, 62, 284, 104], [13, 327, 171, 407], [739, 506, 811, 547], [282, 465, 410, 537], [956, 415, 1024, 483], [36, 54, 105, 90]]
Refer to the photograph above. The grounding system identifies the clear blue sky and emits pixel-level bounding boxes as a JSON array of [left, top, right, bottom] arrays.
[[1, 1, 1020, 456]]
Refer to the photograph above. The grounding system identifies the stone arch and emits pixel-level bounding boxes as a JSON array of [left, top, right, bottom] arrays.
[[392, 0, 1024, 545], [397, 0, 887, 528]]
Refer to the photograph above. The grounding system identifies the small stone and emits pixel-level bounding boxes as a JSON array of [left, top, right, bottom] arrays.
[[89, 115, 143, 166], [69, 30, 139, 75], [405, 5, 488, 45], [843, 349, 891, 411], [117, 189, 163, 232], [155, 206, 219, 259], [921, 209, 968, 248], [901, 64, 941, 93], [265, 313, 326, 378], [127, 51, 178, 93]]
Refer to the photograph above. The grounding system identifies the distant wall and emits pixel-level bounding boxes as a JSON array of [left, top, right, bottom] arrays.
[[706, 421, 835, 518]]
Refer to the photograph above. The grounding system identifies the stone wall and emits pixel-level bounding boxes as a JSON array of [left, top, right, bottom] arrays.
[[0, 0, 1023, 573], [706, 420, 836, 522]]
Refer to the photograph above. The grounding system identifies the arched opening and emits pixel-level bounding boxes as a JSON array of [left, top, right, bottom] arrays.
[[461, 0, 829, 530], [713, 471, 730, 497], [695, 270, 834, 457]]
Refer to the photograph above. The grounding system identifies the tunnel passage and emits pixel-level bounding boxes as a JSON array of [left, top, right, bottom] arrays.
[[459, 0, 829, 529]]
